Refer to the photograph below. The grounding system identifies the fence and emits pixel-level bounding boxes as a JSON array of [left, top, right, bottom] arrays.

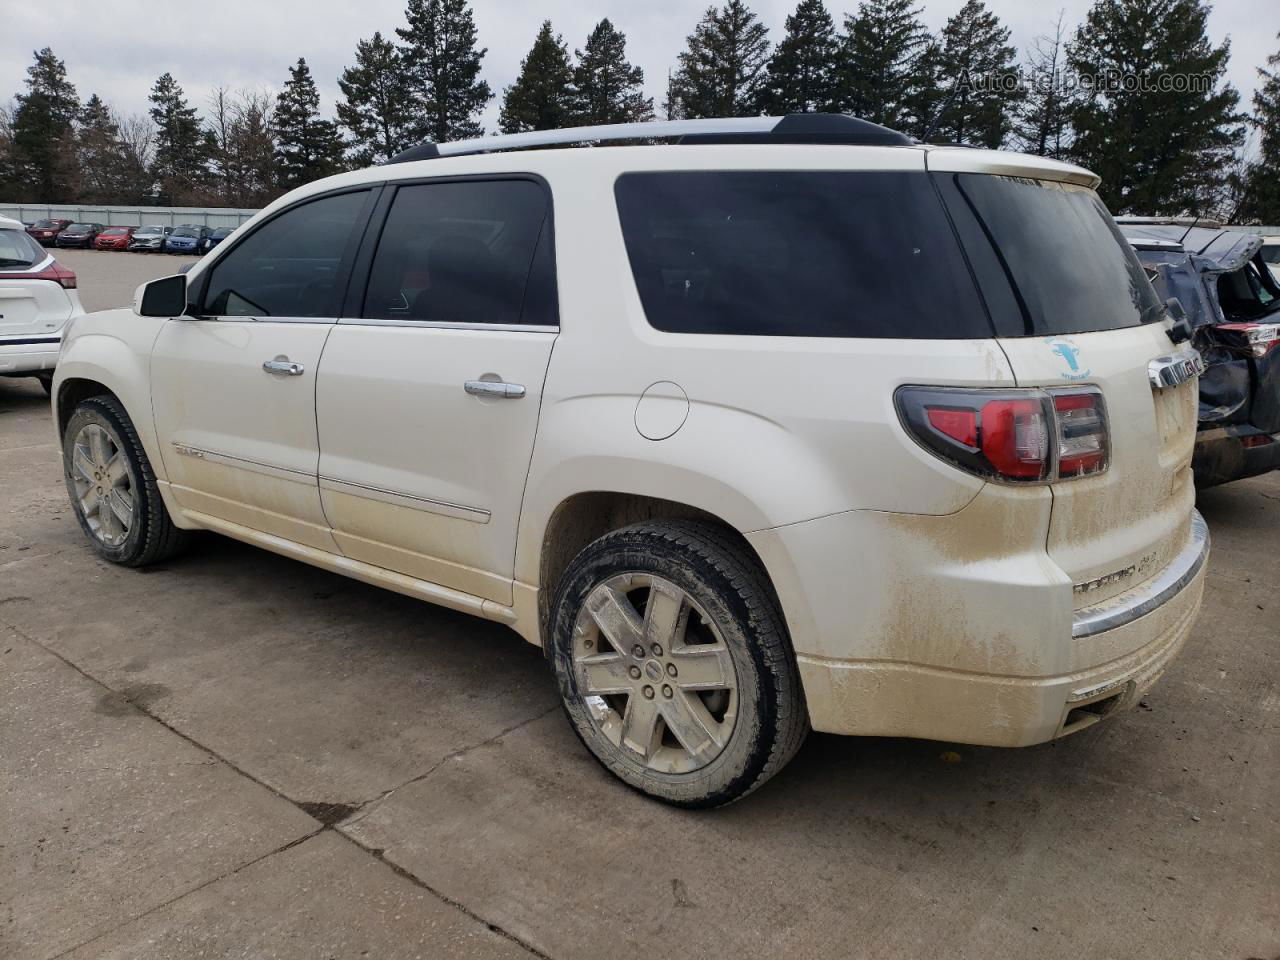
[[0, 203, 259, 229]]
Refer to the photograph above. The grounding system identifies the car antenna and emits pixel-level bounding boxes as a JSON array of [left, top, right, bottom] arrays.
[[920, 72, 964, 144], [1178, 213, 1201, 246]]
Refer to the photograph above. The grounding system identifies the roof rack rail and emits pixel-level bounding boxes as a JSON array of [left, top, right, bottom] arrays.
[[386, 113, 913, 164]]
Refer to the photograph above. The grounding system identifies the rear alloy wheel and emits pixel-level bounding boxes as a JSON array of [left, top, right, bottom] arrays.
[[549, 521, 808, 808], [62, 396, 189, 566]]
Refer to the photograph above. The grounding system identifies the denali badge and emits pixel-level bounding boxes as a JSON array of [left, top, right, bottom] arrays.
[[1148, 351, 1205, 390]]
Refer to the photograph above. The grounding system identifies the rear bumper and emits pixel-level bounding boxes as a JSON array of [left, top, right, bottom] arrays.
[[748, 498, 1208, 747], [1193, 426, 1280, 487], [0, 336, 62, 375]]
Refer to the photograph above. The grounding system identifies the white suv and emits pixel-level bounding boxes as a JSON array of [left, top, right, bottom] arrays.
[[52, 115, 1209, 807], [1, 214, 82, 392]]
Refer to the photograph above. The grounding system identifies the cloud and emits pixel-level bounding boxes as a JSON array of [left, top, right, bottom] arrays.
[[1, 0, 1273, 138]]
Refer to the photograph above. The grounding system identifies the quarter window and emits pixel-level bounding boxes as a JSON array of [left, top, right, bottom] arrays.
[[202, 190, 369, 318], [361, 179, 555, 326]]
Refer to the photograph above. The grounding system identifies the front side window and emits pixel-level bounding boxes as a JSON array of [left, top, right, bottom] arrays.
[[202, 190, 368, 318], [361, 179, 555, 326], [614, 170, 991, 338]]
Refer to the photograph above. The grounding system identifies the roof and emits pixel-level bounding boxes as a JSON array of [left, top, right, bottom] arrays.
[[0, 214, 25, 230]]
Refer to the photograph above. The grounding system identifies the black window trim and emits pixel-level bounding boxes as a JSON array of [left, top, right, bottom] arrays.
[[189, 183, 381, 322], [338, 172, 559, 333]]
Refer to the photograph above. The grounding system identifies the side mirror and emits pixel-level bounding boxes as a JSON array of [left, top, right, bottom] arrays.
[[1164, 297, 1192, 344], [134, 274, 189, 317]]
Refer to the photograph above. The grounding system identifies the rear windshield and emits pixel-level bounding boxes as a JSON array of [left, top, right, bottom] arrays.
[[32, 219, 57, 229], [946, 174, 1164, 335], [614, 171, 991, 338], [0, 229, 43, 267]]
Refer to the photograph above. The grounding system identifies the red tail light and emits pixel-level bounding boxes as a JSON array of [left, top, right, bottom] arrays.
[[896, 385, 1109, 483], [1217, 322, 1280, 358], [0, 261, 77, 289]]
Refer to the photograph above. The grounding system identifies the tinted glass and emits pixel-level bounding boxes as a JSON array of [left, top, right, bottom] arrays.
[[1260, 246, 1280, 265], [948, 174, 1163, 335], [203, 190, 368, 318], [0, 229, 42, 267], [362, 179, 553, 326], [614, 171, 990, 338], [33, 220, 56, 228]]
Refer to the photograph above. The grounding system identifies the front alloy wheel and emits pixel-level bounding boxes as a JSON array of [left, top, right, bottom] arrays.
[[69, 422, 136, 547]]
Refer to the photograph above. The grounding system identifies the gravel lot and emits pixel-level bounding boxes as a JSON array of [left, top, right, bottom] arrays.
[[1, 250, 1277, 959]]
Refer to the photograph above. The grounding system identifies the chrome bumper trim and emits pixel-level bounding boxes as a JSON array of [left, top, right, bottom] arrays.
[[1071, 511, 1209, 639]]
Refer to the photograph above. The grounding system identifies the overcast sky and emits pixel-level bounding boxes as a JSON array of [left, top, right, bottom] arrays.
[[2, 0, 1276, 138]]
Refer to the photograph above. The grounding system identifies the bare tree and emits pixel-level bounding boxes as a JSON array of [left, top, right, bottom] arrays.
[[1012, 10, 1074, 158], [205, 87, 277, 207]]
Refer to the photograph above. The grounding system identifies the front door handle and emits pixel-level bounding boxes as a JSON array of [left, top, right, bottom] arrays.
[[465, 380, 525, 399], [263, 358, 305, 377]]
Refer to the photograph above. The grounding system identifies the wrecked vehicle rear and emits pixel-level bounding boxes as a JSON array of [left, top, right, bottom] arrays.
[[1121, 221, 1280, 487]]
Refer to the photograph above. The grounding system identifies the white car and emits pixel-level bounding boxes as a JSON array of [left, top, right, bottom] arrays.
[[0, 214, 82, 391], [1260, 235, 1280, 283], [52, 115, 1209, 807]]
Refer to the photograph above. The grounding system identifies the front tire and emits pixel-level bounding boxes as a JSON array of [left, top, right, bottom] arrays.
[[548, 520, 808, 808], [62, 396, 189, 566]]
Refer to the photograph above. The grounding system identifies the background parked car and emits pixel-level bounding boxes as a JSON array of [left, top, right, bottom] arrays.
[[128, 225, 171, 252], [1120, 218, 1280, 487], [94, 226, 137, 251], [1260, 236, 1280, 283], [26, 218, 72, 246], [163, 224, 210, 254], [0, 214, 82, 393], [200, 226, 234, 253], [54, 222, 105, 249]]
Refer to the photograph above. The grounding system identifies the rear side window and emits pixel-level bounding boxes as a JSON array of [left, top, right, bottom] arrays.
[[0, 229, 42, 267], [202, 190, 369, 318], [945, 174, 1164, 336], [361, 179, 555, 326], [614, 171, 991, 338]]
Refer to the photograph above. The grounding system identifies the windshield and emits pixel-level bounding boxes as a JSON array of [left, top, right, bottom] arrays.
[[102, 227, 129, 236], [0, 229, 42, 267], [67, 223, 92, 232], [941, 174, 1164, 336], [136, 226, 164, 236], [172, 228, 199, 238]]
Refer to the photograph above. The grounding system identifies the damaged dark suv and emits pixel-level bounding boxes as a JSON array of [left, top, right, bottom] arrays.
[[1120, 219, 1280, 487]]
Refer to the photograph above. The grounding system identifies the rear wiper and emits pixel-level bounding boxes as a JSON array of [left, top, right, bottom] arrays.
[[0, 258, 32, 268]]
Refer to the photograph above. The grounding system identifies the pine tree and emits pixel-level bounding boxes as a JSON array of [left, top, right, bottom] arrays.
[[757, 0, 840, 114], [499, 21, 575, 134], [1068, 0, 1245, 214], [275, 58, 345, 189], [571, 19, 653, 125], [337, 32, 415, 166], [838, 0, 931, 131], [925, 0, 1021, 148], [1011, 12, 1075, 158], [1238, 33, 1280, 223], [396, 0, 492, 142], [9, 48, 80, 202], [149, 72, 208, 203], [76, 94, 128, 203], [669, 1, 771, 119]]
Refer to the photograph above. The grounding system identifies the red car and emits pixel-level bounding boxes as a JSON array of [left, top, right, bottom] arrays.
[[27, 218, 73, 246], [94, 226, 138, 251]]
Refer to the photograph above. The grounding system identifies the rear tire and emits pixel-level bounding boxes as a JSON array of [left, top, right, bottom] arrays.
[[548, 520, 808, 808], [62, 395, 189, 567]]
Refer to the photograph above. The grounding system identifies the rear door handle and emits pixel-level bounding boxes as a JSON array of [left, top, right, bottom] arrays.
[[464, 380, 525, 399], [263, 358, 305, 376]]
